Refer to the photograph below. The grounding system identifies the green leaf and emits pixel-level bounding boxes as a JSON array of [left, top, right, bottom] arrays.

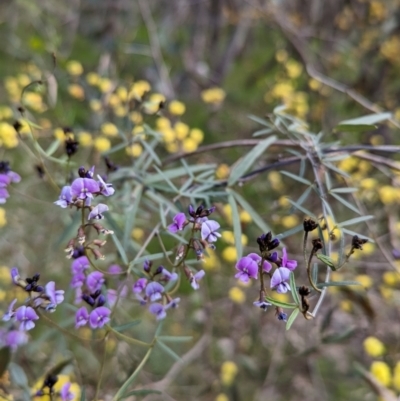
[[329, 192, 361, 215], [330, 187, 359, 194], [45, 139, 61, 156], [156, 340, 181, 362], [248, 114, 271, 127], [275, 224, 303, 240], [286, 308, 300, 330], [286, 199, 316, 218], [321, 327, 357, 343], [109, 227, 128, 265], [341, 227, 374, 242], [129, 252, 174, 269], [316, 254, 336, 269], [289, 272, 300, 306], [227, 191, 242, 259], [0, 347, 11, 378], [294, 186, 312, 208], [112, 320, 142, 332], [322, 161, 350, 178], [253, 128, 274, 137], [157, 336, 193, 343], [153, 165, 179, 192], [9, 362, 29, 389], [228, 135, 276, 186], [280, 170, 312, 186], [336, 112, 392, 127], [335, 124, 377, 132], [145, 164, 215, 184], [139, 138, 161, 166], [80, 386, 86, 401], [316, 281, 361, 288], [312, 263, 318, 285], [119, 389, 162, 399], [265, 297, 298, 309], [123, 184, 143, 249], [338, 215, 374, 227]]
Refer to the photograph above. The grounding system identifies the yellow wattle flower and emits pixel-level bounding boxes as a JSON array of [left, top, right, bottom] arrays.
[[363, 336, 386, 357], [370, 361, 391, 387]]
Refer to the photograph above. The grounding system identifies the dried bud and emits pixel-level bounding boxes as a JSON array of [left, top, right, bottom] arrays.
[[303, 218, 318, 232], [92, 239, 107, 248], [312, 238, 323, 251], [352, 235, 368, 250], [44, 374, 58, 390], [78, 166, 86, 177], [82, 294, 95, 306], [275, 307, 287, 322], [176, 244, 186, 260], [90, 248, 105, 260], [78, 227, 86, 245]]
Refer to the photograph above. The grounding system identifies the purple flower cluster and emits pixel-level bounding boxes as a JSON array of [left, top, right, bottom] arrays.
[[0, 161, 21, 203], [54, 166, 114, 221], [1, 268, 64, 349], [133, 260, 180, 320]]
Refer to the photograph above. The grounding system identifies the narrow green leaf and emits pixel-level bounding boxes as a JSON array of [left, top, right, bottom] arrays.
[[119, 390, 162, 399], [145, 190, 179, 214], [335, 124, 376, 132], [156, 340, 181, 361], [80, 386, 86, 401], [316, 280, 361, 288], [157, 336, 193, 343], [329, 192, 361, 215], [108, 228, 128, 265], [289, 272, 300, 306], [286, 199, 316, 218], [248, 114, 271, 127], [323, 161, 350, 178], [228, 135, 276, 186], [123, 184, 143, 249], [129, 252, 174, 269], [316, 254, 336, 268], [337, 112, 392, 126], [338, 215, 374, 227], [330, 187, 359, 194], [227, 192, 243, 259], [341, 227, 374, 242], [295, 186, 312, 208], [112, 320, 142, 332], [153, 165, 179, 192], [140, 138, 161, 166], [275, 224, 303, 240], [265, 297, 298, 309], [323, 154, 351, 162], [9, 362, 29, 388], [325, 171, 332, 190], [286, 308, 300, 330], [230, 190, 272, 234], [45, 139, 61, 156], [312, 263, 318, 284], [253, 128, 274, 137], [321, 327, 357, 343], [145, 165, 215, 184], [0, 348, 11, 378], [280, 170, 312, 186]]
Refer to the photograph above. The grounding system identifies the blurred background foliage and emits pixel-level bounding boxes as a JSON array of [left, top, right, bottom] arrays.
[[1, 0, 400, 400]]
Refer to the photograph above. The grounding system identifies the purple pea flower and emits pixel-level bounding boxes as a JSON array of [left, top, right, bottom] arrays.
[[161, 268, 178, 282], [71, 272, 85, 288], [253, 300, 272, 311], [75, 307, 89, 328], [280, 248, 297, 270], [60, 382, 74, 401], [71, 256, 90, 274], [88, 203, 109, 220], [89, 306, 111, 329], [54, 186, 72, 208], [108, 264, 122, 274], [168, 212, 186, 233], [149, 303, 167, 320], [45, 281, 65, 306], [15, 306, 39, 331], [86, 271, 105, 293], [201, 220, 221, 243], [4, 330, 28, 351], [97, 175, 115, 196], [145, 282, 164, 302], [166, 297, 180, 309], [2, 299, 17, 321], [235, 255, 259, 283], [0, 188, 9, 204], [276, 310, 288, 322], [271, 267, 291, 294], [71, 177, 100, 199], [133, 278, 148, 293], [190, 269, 205, 290], [11, 267, 20, 285]]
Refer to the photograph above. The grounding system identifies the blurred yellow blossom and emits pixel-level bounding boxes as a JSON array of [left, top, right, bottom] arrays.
[[116, 86, 128, 102], [54, 128, 65, 141], [93, 137, 111, 152], [370, 361, 391, 387], [239, 210, 252, 224], [278, 196, 290, 208], [99, 78, 113, 93], [126, 143, 143, 157], [220, 361, 238, 386], [175, 122, 189, 140], [271, 81, 294, 99], [68, 84, 85, 101], [201, 87, 226, 104], [369, 1, 387, 22], [128, 111, 142, 125], [108, 93, 120, 108], [0, 266, 11, 284], [285, 59, 303, 78], [355, 274, 373, 289], [132, 126, 145, 137], [271, 292, 289, 303], [363, 336, 386, 357], [308, 78, 322, 91], [17, 73, 30, 87], [101, 122, 118, 137], [182, 138, 198, 153], [130, 80, 151, 99], [78, 132, 93, 147], [166, 142, 179, 153], [382, 271, 400, 286], [268, 171, 284, 192], [221, 231, 248, 246], [340, 300, 353, 312], [281, 215, 300, 229], [0, 106, 13, 120], [0, 208, 6, 228], [169, 100, 186, 115], [24, 92, 46, 112], [275, 49, 288, 63], [32, 374, 81, 401], [378, 185, 397, 204], [229, 287, 246, 304], [360, 178, 378, 190], [86, 72, 100, 86], [222, 246, 237, 262], [189, 128, 204, 143], [338, 156, 358, 173], [203, 249, 220, 270], [381, 36, 400, 64], [393, 361, 400, 391], [370, 134, 385, 146], [66, 60, 83, 76], [156, 117, 171, 130], [144, 93, 166, 114], [0, 123, 18, 148], [380, 285, 393, 301], [215, 394, 229, 401], [215, 164, 230, 179], [131, 228, 144, 241], [113, 105, 127, 117], [89, 99, 102, 112]]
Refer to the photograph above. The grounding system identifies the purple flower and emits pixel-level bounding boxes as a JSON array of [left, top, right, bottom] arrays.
[[88, 203, 109, 220], [0, 188, 10, 204], [276, 311, 287, 322], [149, 303, 167, 320], [281, 248, 297, 271], [190, 269, 205, 290], [86, 271, 105, 293], [201, 220, 221, 243], [235, 256, 259, 283], [143, 259, 152, 272], [133, 278, 148, 293], [106, 285, 128, 308], [97, 175, 115, 196], [253, 300, 272, 311], [2, 299, 17, 321], [270, 267, 291, 294], [54, 186, 72, 208], [168, 212, 186, 233], [11, 267, 20, 285], [60, 382, 74, 401], [45, 281, 64, 306], [166, 297, 181, 309], [89, 306, 111, 329], [71, 272, 85, 288], [108, 264, 122, 274], [135, 293, 147, 305], [4, 330, 28, 351], [145, 282, 164, 302], [71, 177, 100, 199], [71, 256, 90, 274], [15, 306, 39, 331], [262, 260, 272, 273], [75, 307, 89, 328], [161, 268, 178, 282]]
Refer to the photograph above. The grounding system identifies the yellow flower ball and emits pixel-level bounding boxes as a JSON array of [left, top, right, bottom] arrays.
[[93, 137, 111, 152], [108, 93, 120, 107], [370, 361, 391, 387], [215, 164, 230, 179], [378, 185, 397, 204], [89, 99, 102, 112], [182, 138, 198, 153], [17, 73, 31, 87], [268, 171, 284, 192], [339, 299, 353, 312], [131, 227, 144, 241], [285, 59, 303, 78], [275, 49, 288, 63], [201, 87, 226, 104], [355, 274, 373, 289], [382, 271, 400, 287], [99, 78, 113, 93], [0, 266, 11, 284], [360, 178, 378, 190], [126, 143, 143, 157], [278, 196, 290, 208], [156, 117, 171, 130], [203, 249, 220, 270], [130, 80, 151, 99], [281, 214, 300, 229], [101, 122, 118, 137], [0, 122, 18, 148], [380, 285, 393, 301], [168, 100, 186, 115], [54, 128, 65, 141], [222, 246, 237, 263], [338, 156, 358, 173], [174, 122, 189, 140], [32, 375, 81, 401], [229, 287, 246, 304], [215, 394, 229, 401], [393, 361, 400, 391], [24, 92, 46, 112], [220, 361, 238, 386], [308, 78, 322, 91], [165, 142, 178, 153], [0, 106, 13, 120], [270, 292, 289, 303], [221, 231, 247, 246], [66, 60, 83, 76], [143, 93, 165, 114], [78, 132, 93, 147], [132, 125, 145, 137], [113, 105, 127, 117], [189, 128, 204, 144], [363, 336, 386, 357], [116, 86, 128, 102], [129, 111, 143, 125], [0, 208, 7, 228], [86, 72, 100, 86], [68, 84, 85, 101]]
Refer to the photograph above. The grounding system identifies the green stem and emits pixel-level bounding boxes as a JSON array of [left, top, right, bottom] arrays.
[[107, 325, 152, 347], [94, 336, 108, 401], [307, 250, 321, 293], [303, 231, 309, 268]]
